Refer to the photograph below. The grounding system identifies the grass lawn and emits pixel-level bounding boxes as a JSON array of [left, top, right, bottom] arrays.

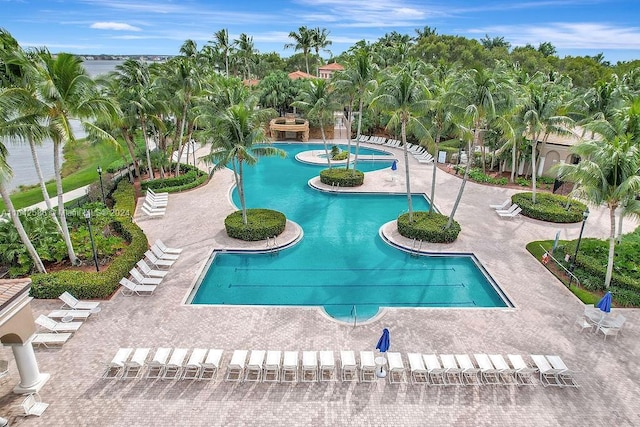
[[1, 139, 123, 211]]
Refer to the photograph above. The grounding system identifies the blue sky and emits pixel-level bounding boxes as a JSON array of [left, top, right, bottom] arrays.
[[3, 0, 640, 63]]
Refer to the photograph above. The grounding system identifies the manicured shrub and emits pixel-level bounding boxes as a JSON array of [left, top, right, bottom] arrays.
[[225, 209, 286, 241], [141, 164, 208, 193], [512, 192, 587, 223], [29, 180, 148, 299], [397, 211, 461, 243], [611, 287, 640, 307], [319, 168, 364, 187]]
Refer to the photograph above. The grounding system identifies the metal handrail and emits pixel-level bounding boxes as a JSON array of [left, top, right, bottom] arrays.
[[538, 244, 580, 288]]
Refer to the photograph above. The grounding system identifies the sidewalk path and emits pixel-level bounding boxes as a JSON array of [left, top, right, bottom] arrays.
[[22, 185, 90, 211]]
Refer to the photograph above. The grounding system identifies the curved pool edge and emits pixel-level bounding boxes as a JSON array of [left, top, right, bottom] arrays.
[[378, 220, 516, 309]]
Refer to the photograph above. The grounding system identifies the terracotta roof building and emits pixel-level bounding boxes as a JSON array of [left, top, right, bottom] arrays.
[[318, 62, 344, 79], [288, 70, 314, 80]]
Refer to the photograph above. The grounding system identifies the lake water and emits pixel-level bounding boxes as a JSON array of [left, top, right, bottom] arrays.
[[5, 60, 122, 192]]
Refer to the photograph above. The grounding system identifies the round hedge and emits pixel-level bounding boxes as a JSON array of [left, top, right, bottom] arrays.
[[319, 168, 364, 187], [225, 209, 286, 241], [512, 192, 587, 223], [397, 211, 461, 243]]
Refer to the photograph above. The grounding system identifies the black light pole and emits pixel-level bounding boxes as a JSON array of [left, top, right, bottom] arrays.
[[97, 166, 106, 205], [568, 208, 590, 286], [84, 210, 100, 272]]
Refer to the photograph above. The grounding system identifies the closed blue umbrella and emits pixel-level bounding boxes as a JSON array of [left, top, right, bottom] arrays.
[[391, 160, 397, 171], [596, 291, 612, 313], [376, 328, 390, 353]]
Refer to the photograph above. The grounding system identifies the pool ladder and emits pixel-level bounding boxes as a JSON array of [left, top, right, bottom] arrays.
[[265, 236, 279, 254], [410, 238, 423, 257]]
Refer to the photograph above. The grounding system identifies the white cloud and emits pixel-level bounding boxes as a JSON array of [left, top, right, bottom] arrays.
[[91, 22, 141, 31]]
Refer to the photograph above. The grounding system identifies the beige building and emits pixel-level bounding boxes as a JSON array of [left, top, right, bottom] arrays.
[[318, 62, 344, 80]]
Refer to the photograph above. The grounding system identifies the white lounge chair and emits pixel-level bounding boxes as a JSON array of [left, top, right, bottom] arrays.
[[144, 250, 175, 268], [155, 239, 183, 254], [263, 350, 282, 382], [141, 205, 166, 218], [150, 245, 180, 261], [199, 349, 223, 380], [387, 352, 406, 384], [103, 348, 133, 379], [225, 350, 248, 382], [20, 393, 49, 417], [440, 354, 463, 385], [490, 199, 511, 210], [407, 353, 428, 384], [147, 188, 168, 199], [47, 309, 92, 321], [319, 351, 336, 382], [58, 291, 100, 310], [474, 353, 500, 385], [136, 260, 168, 278], [302, 351, 318, 382], [495, 204, 519, 215], [531, 354, 563, 387], [163, 348, 189, 380], [545, 355, 579, 387], [423, 354, 446, 385], [181, 348, 208, 380], [281, 351, 299, 383], [340, 350, 357, 382], [455, 354, 481, 386], [31, 333, 72, 348], [245, 350, 266, 382], [122, 348, 150, 379], [119, 278, 157, 296], [146, 347, 172, 379], [145, 195, 168, 208], [498, 207, 522, 218], [359, 351, 376, 382], [507, 354, 537, 386], [129, 267, 163, 286], [35, 314, 83, 333], [489, 354, 518, 385]]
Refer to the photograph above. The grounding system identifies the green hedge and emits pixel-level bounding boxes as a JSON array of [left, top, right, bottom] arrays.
[[319, 168, 364, 187], [397, 211, 461, 243], [512, 192, 587, 223], [141, 164, 208, 193], [29, 181, 148, 299], [225, 209, 287, 241]]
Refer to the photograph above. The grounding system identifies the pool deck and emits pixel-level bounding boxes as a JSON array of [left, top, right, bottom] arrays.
[[2, 140, 639, 426]]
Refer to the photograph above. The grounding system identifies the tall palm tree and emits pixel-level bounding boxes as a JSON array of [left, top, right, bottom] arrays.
[[311, 27, 332, 76], [235, 33, 256, 80], [33, 50, 117, 265], [555, 118, 640, 288], [202, 100, 285, 224], [0, 89, 46, 273], [293, 78, 337, 168], [285, 26, 313, 75], [210, 28, 236, 78], [371, 63, 429, 221]]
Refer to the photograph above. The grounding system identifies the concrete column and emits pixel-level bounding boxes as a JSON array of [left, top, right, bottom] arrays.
[[10, 340, 50, 394]]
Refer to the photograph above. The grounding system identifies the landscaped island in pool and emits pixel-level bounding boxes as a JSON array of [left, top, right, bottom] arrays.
[[190, 144, 512, 322]]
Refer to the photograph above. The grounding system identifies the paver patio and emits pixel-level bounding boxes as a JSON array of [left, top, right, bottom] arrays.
[[1, 140, 638, 426]]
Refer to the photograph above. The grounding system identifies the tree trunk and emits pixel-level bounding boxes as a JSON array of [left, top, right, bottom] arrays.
[[122, 153, 134, 182], [319, 119, 331, 169], [531, 138, 538, 203], [53, 140, 78, 265], [29, 137, 63, 234], [174, 97, 190, 177], [616, 205, 624, 244], [447, 137, 473, 229], [604, 205, 616, 288], [344, 103, 353, 171], [353, 99, 365, 171], [304, 52, 310, 75], [401, 119, 413, 221], [141, 117, 154, 180], [122, 131, 141, 178], [510, 144, 517, 183], [0, 182, 47, 273], [429, 133, 440, 214], [236, 160, 248, 225]]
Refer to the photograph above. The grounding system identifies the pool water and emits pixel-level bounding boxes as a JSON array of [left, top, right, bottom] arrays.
[[191, 144, 510, 321]]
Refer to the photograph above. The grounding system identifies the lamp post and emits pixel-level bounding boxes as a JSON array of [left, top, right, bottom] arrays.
[[568, 208, 589, 286], [97, 166, 106, 205], [84, 210, 100, 272]]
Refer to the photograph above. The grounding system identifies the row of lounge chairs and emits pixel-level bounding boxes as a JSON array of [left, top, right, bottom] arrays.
[[120, 240, 182, 296], [101, 349, 578, 388], [357, 135, 435, 163], [490, 199, 522, 219], [31, 292, 102, 348], [142, 189, 169, 218]]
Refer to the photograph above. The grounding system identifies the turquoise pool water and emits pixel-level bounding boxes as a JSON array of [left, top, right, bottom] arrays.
[[191, 143, 510, 321]]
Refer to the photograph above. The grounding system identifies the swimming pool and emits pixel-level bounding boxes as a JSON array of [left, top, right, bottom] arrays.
[[190, 143, 512, 321]]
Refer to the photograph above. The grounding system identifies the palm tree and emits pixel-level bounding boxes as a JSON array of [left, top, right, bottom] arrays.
[[311, 27, 332, 76], [202, 100, 285, 224], [555, 102, 640, 288], [33, 50, 117, 265], [285, 26, 313, 75], [293, 78, 337, 168], [210, 28, 236, 78], [235, 33, 256, 80], [371, 63, 429, 221], [0, 89, 46, 273]]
